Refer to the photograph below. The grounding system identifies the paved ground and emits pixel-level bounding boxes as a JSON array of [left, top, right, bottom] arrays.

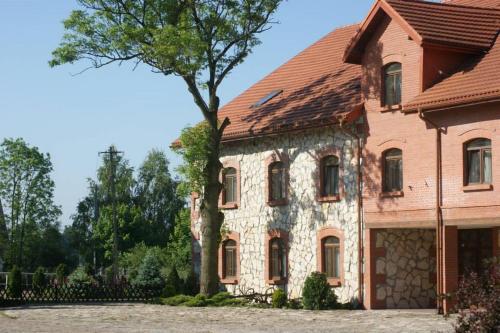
[[0, 303, 455, 333]]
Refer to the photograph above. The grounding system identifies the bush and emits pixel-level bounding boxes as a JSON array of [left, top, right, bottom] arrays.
[[287, 298, 303, 310], [162, 284, 177, 298], [68, 266, 92, 286], [104, 266, 114, 285], [163, 266, 182, 295], [55, 263, 69, 285], [184, 294, 208, 307], [302, 272, 338, 310], [133, 252, 165, 290], [183, 270, 199, 296], [455, 258, 500, 333], [8, 266, 22, 298], [161, 294, 193, 306], [32, 267, 46, 293], [272, 288, 287, 308]]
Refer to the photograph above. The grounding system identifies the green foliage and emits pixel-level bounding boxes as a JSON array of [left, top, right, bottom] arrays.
[[173, 122, 211, 196], [132, 251, 165, 290], [8, 266, 22, 298], [68, 266, 93, 286], [161, 292, 247, 307], [272, 288, 287, 308], [56, 263, 69, 285], [287, 298, 303, 310], [183, 270, 199, 296], [0, 138, 63, 271], [164, 209, 192, 277], [302, 272, 338, 310], [32, 267, 46, 292]]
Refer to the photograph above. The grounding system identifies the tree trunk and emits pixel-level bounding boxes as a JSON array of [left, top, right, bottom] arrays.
[[199, 126, 224, 296], [0, 199, 7, 260]]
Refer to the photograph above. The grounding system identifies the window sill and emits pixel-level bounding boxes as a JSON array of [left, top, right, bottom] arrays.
[[267, 199, 288, 207], [267, 278, 287, 285], [317, 195, 341, 203], [220, 202, 238, 210], [220, 278, 238, 285], [380, 191, 404, 198], [462, 184, 493, 192], [379, 104, 402, 113], [327, 278, 342, 287]]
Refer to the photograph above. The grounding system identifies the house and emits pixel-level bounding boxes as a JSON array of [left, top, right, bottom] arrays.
[[189, 0, 500, 312]]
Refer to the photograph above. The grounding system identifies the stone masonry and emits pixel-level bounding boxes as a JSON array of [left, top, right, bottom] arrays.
[[192, 127, 360, 303], [375, 229, 436, 309]]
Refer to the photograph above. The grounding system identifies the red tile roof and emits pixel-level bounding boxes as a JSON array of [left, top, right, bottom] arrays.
[[388, 0, 500, 50], [444, 0, 500, 9], [405, 37, 500, 111], [219, 25, 362, 142]]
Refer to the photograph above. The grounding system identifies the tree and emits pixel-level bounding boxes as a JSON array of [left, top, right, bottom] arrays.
[[0, 138, 62, 270], [50, 0, 282, 296], [135, 149, 182, 246]]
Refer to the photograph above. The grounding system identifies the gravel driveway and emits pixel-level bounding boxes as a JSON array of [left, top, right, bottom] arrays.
[[0, 303, 455, 333]]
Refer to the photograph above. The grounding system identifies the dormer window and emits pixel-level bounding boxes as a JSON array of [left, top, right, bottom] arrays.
[[383, 63, 402, 106]]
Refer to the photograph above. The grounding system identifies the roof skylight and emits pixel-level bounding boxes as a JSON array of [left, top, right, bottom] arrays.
[[251, 89, 283, 108]]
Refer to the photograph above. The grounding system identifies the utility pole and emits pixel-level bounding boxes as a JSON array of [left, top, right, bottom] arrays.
[[99, 146, 123, 284]]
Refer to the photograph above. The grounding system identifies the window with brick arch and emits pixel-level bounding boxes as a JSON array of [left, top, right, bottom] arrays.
[[270, 238, 286, 280], [269, 162, 286, 201], [223, 239, 237, 279], [322, 236, 340, 279], [321, 155, 340, 197], [383, 62, 402, 106], [383, 148, 403, 192], [223, 167, 237, 204], [466, 138, 492, 185]]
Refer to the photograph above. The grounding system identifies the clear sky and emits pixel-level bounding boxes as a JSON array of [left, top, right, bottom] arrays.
[[0, 0, 373, 225]]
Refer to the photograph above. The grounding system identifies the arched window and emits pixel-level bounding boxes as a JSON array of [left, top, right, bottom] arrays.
[[222, 239, 237, 279], [270, 238, 287, 280], [383, 148, 403, 192], [321, 156, 340, 197], [223, 167, 237, 204], [269, 162, 286, 201], [323, 237, 340, 279], [466, 138, 492, 185], [383, 62, 402, 106]]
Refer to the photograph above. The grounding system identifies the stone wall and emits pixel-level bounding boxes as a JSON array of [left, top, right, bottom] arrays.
[[192, 127, 360, 303], [375, 229, 436, 308]]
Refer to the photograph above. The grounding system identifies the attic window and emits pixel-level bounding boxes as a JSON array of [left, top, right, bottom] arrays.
[[251, 89, 283, 108]]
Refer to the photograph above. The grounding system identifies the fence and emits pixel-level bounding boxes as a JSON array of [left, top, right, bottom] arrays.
[[0, 284, 161, 307]]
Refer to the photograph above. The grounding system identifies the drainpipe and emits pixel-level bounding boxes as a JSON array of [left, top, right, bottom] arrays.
[[338, 120, 364, 308], [418, 109, 443, 315]]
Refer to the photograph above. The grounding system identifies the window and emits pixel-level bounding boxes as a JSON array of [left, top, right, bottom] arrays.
[[270, 238, 286, 280], [323, 237, 340, 279], [383, 62, 402, 106], [223, 240, 237, 279], [383, 148, 403, 192], [269, 162, 287, 201], [251, 89, 283, 108], [321, 156, 340, 197], [223, 167, 237, 204], [466, 139, 492, 185]]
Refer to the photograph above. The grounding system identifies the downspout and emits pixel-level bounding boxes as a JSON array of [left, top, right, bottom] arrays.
[[418, 109, 443, 315], [338, 120, 364, 308]]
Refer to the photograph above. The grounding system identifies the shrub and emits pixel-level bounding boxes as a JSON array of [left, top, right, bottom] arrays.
[[302, 272, 338, 310], [7, 266, 22, 298], [162, 284, 177, 298], [183, 270, 199, 296], [287, 298, 303, 310], [184, 294, 208, 307], [272, 288, 287, 308], [104, 266, 114, 285], [55, 263, 68, 285], [167, 266, 183, 294], [32, 267, 47, 293], [161, 294, 193, 306], [133, 252, 165, 290], [68, 266, 92, 286], [455, 258, 500, 333]]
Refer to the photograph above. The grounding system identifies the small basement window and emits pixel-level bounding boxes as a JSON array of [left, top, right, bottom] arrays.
[[251, 89, 283, 108]]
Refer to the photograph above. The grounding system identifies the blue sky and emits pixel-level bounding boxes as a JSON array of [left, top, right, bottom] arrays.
[[0, 0, 373, 225]]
